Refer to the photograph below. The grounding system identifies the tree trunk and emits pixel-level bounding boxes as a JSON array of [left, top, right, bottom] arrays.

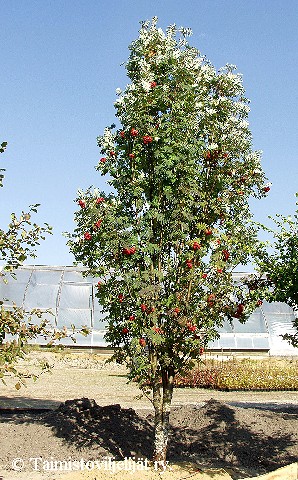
[[152, 366, 175, 469]]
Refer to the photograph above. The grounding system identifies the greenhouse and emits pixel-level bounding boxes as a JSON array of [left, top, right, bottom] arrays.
[[1, 265, 297, 356]]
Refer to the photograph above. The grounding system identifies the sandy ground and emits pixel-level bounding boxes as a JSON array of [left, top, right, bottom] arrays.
[[0, 351, 297, 480]]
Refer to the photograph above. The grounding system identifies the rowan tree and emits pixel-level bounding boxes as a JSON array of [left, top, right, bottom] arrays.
[[256, 195, 298, 347], [67, 18, 268, 465]]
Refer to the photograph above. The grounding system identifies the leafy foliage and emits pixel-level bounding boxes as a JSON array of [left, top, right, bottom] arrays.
[[256, 195, 298, 346], [67, 18, 267, 462], [0, 142, 73, 387]]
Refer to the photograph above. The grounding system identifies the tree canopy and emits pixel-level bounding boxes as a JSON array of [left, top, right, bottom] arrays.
[[67, 18, 268, 465], [256, 195, 298, 347]]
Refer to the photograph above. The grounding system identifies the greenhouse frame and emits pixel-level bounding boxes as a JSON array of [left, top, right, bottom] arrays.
[[1, 265, 297, 356]]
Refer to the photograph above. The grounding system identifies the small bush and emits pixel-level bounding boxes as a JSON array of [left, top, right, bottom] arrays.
[[174, 358, 298, 391]]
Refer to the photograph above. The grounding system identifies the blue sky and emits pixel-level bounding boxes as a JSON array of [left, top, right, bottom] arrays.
[[1, 0, 297, 266]]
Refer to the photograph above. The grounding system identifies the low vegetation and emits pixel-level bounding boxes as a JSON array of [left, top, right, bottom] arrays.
[[175, 357, 298, 391]]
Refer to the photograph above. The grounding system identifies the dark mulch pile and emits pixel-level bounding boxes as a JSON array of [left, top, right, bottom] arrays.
[[0, 398, 297, 478]]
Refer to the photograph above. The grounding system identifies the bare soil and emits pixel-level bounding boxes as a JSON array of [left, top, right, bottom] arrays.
[[0, 351, 297, 480]]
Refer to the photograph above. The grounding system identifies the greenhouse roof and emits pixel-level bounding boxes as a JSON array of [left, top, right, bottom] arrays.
[[1, 265, 297, 356]]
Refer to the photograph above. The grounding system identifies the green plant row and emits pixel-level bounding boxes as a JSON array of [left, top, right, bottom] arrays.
[[174, 359, 298, 391]]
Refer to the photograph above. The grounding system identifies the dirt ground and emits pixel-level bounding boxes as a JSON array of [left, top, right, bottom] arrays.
[[0, 351, 297, 480]]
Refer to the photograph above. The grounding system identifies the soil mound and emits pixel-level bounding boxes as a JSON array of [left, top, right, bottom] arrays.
[[0, 398, 297, 478]]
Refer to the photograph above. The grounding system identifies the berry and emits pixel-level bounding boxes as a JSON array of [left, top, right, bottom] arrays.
[[186, 322, 196, 332], [143, 135, 153, 144], [122, 327, 129, 334], [99, 157, 106, 163], [152, 326, 163, 334], [222, 249, 230, 261], [122, 246, 136, 256], [233, 303, 245, 318], [129, 153, 135, 159], [193, 241, 201, 251], [139, 338, 146, 347], [94, 219, 102, 229], [207, 294, 215, 307], [84, 232, 92, 241], [78, 200, 86, 209], [130, 128, 138, 137], [140, 304, 147, 312], [96, 197, 104, 204]]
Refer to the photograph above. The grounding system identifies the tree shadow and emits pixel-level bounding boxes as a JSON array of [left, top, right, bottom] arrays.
[[0, 395, 60, 410], [228, 401, 298, 419], [42, 398, 154, 459], [168, 399, 298, 477], [0, 397, 297, 479]]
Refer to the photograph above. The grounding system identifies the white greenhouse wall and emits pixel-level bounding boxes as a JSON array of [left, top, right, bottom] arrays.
[[1, 265, 297, 356]]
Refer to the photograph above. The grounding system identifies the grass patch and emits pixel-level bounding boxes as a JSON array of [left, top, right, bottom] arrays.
[[175, 357, 298, 391]]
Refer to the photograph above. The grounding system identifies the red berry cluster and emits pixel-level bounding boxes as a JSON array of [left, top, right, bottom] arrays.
[[140, 303, 147, 312], [143, 135, 153, 144], [207, 294, 215, 307], [222, 249, 230, 261], [186, 321, 196, 332], [193, 241, 201, 251], [152, 326, 163, 334], [186, 259, 193, 269], [140, 304, 154, 314], [122, 246, 136, 256], [233, 303, 244, 318], [204, 150, 227, 161], [78, 200, 86, 209], [94, 219, 102, 230], [130, 128, 138, 137]]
